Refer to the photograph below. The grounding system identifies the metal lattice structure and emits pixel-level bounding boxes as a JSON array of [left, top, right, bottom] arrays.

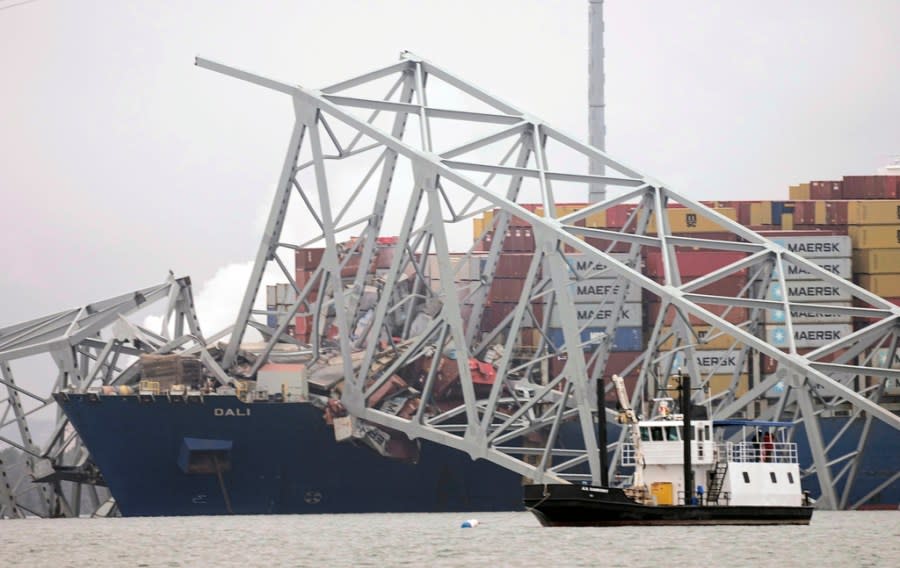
[[193, 52, 899, 511], [2, 53, 898, 518], [0, 276, 232, 518]]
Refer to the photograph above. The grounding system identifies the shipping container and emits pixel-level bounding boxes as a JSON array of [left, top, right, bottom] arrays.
[[646, 207, 737, 234], [561, 278, 643, 303], [547, 327, 643, 352], [295, 248, 325, 271], [857, 274, 900, 297], [760, 348, 848, 375], [771, 256, 852, 280], [766, 234, 852, 258], [852, 249, 900, 274], [686, 273, 749, 297], [547, 302, 642, 328], [749, 202, 772, 226], [494, 253, 536, 279], [658, 326, 741, 351], [487, 277, 527, 303], [763, 302, 852, 324], [645, 301, 749, 326], [661, 349, 749, 375], [764, 323, 853, 349], [848, 225, 900, 249], [789, 184, 810, 200], [763, 279, 852, 303], [843, 175, 899, 199], [824, 200, 848, 225], [781, 213, 794, 230], [547, 351, 643, 380], [643, 250, 747, 279], [809, 180, 843, 200], [846, 200, 900, 225], [563, 252, 633, 278]]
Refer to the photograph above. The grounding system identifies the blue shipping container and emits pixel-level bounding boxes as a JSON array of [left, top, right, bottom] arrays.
[[547, 327, 643, 352]]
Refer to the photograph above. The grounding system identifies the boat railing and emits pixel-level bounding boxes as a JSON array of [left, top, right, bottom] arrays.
[[720, 441, 798, 464]]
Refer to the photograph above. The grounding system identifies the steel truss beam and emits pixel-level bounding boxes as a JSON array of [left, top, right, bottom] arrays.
[[198, 52, 900, 509], [0, 276, 239, 518]]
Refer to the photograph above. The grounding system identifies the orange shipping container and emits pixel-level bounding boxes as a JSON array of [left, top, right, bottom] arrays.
[[846, 200, 900, 225], [749, 202, 772, 226], [857, 274, 900, 297], [848, 225, 900, 249], [853, 249, 900, 274], [789, 184, 810, 200], [647, 207, 737, 234]]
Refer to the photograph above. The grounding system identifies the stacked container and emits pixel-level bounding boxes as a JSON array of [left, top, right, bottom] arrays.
[[294, 248, 325, 342], [757, 233, 854, 395], [645, 249, 750, 398]]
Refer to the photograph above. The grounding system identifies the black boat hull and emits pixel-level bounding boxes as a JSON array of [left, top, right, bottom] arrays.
[[524, 484, 814, 527]]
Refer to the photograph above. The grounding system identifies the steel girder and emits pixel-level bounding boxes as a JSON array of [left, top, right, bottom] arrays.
[[196, 52, 899, 509], [0, 276, 229, 518]]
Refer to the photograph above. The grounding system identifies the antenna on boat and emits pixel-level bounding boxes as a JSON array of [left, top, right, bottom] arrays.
[[597, 374, 609, 486], [680, 369, 694, 506]]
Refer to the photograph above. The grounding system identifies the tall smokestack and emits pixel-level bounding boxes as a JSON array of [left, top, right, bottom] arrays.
[[588, 0, 606, 202]]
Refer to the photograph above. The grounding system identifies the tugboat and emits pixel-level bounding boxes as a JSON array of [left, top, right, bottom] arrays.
[[524, 372, 814, 526]]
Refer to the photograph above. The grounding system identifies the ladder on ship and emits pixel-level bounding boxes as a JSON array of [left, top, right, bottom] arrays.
[[706, 459, 728, 505]]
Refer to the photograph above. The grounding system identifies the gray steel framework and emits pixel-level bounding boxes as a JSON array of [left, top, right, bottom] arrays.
[[0, 276, 232, 518], [197, 52, 899, 510], [2, 53, 897, 518]]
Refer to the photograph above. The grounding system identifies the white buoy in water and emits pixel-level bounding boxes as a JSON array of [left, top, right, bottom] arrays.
[[460, 519, 480, 528]]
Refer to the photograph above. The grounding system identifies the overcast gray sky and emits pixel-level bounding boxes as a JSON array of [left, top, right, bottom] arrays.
[[1, 0, 898, 328]]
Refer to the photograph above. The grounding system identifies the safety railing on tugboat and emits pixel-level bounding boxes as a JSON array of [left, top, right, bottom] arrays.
[[721, 441, 798, 464]]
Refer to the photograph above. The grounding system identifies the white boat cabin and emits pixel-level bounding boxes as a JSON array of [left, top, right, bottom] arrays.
[[622, 413, 805, 507]]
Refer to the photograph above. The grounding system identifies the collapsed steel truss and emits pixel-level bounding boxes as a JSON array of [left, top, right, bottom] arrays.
[[199, 52, 899, 510], [2, 53, 898, 518], [0, 276, 230, 518]]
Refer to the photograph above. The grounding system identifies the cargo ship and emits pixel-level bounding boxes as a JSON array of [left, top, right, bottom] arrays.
[[53, 173, 900, 516]]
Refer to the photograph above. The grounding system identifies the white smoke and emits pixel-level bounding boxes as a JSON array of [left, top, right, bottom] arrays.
[[144, 260, 285, 343]]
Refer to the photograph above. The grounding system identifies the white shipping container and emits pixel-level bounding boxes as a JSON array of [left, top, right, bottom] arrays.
[[563, 253, 633, 278], [548, 302, 642, 327], [771, 257, 852, 280], [763, 302, 852, 324], [764, 324, 853, 349], [764, 279, 852, 303], [768, 235, 851, 258], [662, 349, 748, 375], [563, 278, 642, 303]]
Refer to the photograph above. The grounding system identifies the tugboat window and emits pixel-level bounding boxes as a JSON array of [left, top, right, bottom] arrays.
[[742, 472, 750, 484], [651, 427, 664, 441], [666, 426, 679, 441], [640, 427, 650, 442], [787, 472, 794, 484], [770, 472, 777, 483]]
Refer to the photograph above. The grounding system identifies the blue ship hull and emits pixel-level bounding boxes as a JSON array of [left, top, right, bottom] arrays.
[[55, 393, 523, 516], [55, 393, 898, 515]]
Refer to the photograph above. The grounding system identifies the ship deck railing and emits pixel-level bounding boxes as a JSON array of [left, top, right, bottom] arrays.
[[619, 441, 798, 466], [722, 441, 798, 464]]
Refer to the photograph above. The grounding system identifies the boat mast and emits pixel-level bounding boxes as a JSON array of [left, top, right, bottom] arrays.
[[597, 375, 609, 486], [681, 370, 694, 505]]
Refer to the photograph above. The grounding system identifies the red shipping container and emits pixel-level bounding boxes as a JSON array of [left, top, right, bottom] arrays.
[[495, 254, 535, 278], [760, 348, 847, 374], [605, 204, 640, 229], [295, 248, 325, 270], [644, 250, 747, 279], [825, 201, 848, 225], [792, 201, 816, 225], [480, 301, 544, 330], [684, 273, 749, 297], [646, 300, 749, 326], [487, 277, 527, 303], [583, 236, 635, 254], [809, 180, 843, 200]]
